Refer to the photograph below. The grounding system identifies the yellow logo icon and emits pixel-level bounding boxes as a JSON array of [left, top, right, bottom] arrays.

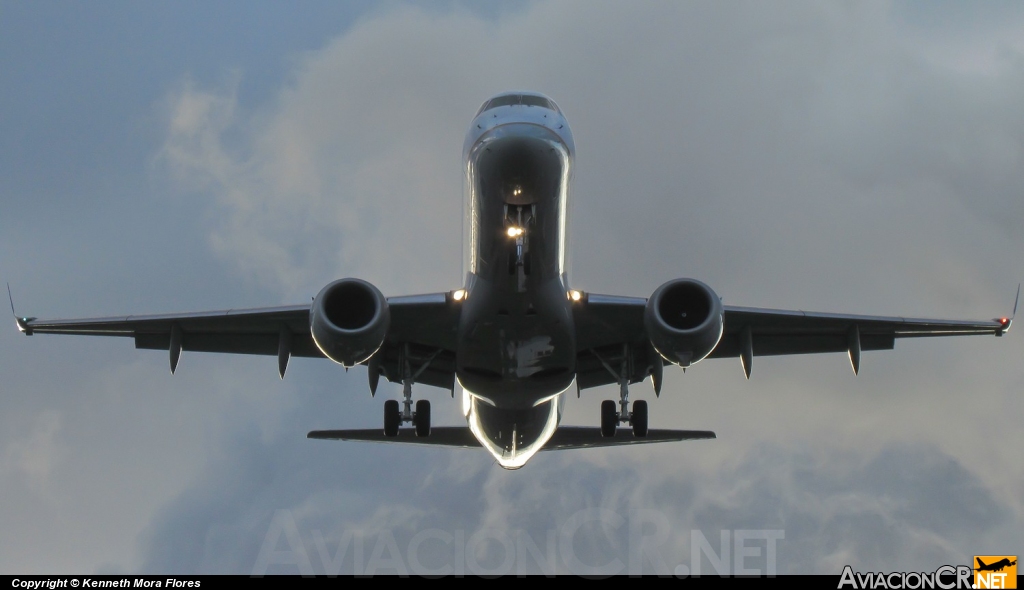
[[974, 556, 1017, 589]]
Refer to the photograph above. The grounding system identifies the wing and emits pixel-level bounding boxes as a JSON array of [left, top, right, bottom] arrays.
[[16, 293, 459, 389], [708, 305, 1010, 358], [18, 304, 320, 355], [573, 294, 1011, 390], [307, 426, 715, 450]]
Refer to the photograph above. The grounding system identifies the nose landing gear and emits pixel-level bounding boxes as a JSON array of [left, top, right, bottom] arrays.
[[505, 204, 535, 278]]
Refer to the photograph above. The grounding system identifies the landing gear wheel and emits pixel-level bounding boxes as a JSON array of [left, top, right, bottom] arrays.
[[383, 400, 400, 437], [601, 400, 617, 437], [414, 399, 431, 437], [631, 400, 648, 437]]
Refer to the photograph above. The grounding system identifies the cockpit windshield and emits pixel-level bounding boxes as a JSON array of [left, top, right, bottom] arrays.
[[477, 94, 559, 116]]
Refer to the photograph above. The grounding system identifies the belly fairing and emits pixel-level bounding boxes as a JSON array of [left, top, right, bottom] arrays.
[[455, 276, 576, 404]]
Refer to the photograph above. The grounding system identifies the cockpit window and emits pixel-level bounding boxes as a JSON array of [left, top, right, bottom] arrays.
[[477, 94, 558, 115], [486, 95, 522, 110], [521, 95, 554, 109]]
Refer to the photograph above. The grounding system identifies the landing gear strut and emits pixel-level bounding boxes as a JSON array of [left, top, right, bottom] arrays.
[[596, 346, 649, 438], [382, 345, 436, 437]]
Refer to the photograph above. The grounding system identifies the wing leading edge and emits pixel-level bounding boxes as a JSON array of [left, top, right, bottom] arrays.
[[710, 305, 1010, 355], [20, 304, 317, 347], [16, 294, 460, 389], [573, 293, 1012, 390], [18, 290, 1012, 384]]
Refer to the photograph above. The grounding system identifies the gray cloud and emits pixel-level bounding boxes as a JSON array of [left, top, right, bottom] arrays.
[[136, 434, 1015, 574]]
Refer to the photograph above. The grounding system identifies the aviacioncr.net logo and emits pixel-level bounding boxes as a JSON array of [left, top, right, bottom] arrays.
[[838, 565, 973, 589]]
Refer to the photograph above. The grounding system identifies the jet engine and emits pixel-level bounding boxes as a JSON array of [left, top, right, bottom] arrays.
[[644, 279, 724, 367], [310, 278, 390, 367]]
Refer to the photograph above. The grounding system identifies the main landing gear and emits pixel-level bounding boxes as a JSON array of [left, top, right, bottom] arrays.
[[382, 345, 434, 437], [383, 379, 431, 437], [383, 399, 431, 437], [597, 346, 649, 438], [600, 395, 648, 438]]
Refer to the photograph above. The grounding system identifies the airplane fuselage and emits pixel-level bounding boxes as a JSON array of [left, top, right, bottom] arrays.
[[456, 92, 577, 467]]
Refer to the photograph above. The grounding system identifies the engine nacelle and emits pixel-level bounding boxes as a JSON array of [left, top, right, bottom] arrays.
[[310, 278, 389, 367], [644, 279, 724, 367]]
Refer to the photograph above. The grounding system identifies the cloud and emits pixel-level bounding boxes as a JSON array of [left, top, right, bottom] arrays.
[[141, 0, 1024, 574], [136, 433, 1015, 574], [2, 411, 62, 493]]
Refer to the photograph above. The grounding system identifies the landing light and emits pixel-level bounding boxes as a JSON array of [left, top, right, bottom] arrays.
[[507, 227, 524, 238], [452, 289, 467, 302], [568, 290, 583, 302]]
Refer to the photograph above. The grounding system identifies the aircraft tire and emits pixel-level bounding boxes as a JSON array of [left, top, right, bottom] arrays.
[[384, 400, 400, 437], [600, 400, 617, 437], [632, 400, 648, 437], [414, 399, 431, 437]]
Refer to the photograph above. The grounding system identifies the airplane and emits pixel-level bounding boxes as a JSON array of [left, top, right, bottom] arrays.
[[11, 91, 1017, 469], [976, 557, 1016, 572]]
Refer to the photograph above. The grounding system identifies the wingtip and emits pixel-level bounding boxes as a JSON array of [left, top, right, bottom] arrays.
[[7, 283, 34, 335], [1011, 282, 1019, 319], [7, 282, 16, 323], [994, 284, 1019, 336]]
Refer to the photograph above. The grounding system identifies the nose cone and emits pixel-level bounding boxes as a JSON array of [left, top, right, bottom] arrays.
[[467, 396, 559, 469]]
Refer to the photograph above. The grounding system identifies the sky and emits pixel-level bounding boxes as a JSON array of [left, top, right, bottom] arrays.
[[1, 0, 1023, 575]]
